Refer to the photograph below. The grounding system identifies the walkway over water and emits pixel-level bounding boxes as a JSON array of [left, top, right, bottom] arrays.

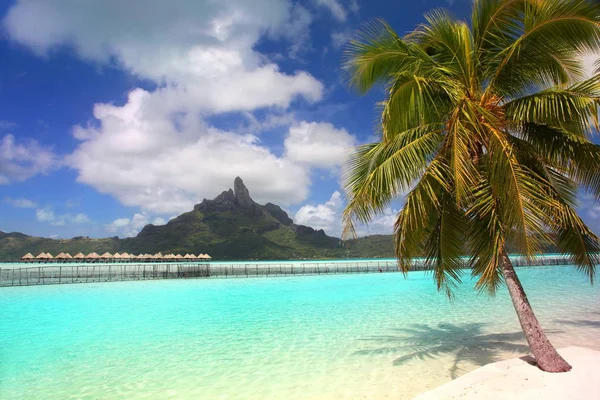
[[0, 255, 575, 287]]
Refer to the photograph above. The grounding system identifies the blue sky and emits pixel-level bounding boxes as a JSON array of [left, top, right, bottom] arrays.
[[0, 0, 599, 239]]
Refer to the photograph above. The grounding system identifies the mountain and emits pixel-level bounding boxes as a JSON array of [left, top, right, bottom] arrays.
[[0, 177, 396, 261]]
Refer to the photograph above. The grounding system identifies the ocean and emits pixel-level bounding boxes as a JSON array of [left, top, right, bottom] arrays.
[[1, 264, 599, 399]]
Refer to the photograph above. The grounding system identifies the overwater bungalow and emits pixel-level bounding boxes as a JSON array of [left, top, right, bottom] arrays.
[[21, 253, 34, 262], [73, 252, 85, 260], [55, 253, 67, 262], [64, 253, 73, 261], [100, 252, 113, 262]]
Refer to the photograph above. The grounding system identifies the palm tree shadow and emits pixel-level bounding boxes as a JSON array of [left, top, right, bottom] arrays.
[[354, 323, 563, 379], [554, 319, 600, 328]]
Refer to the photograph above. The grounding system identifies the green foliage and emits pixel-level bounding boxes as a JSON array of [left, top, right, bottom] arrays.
[[0, 195, 393, 261], [343, 0, 600, 294]]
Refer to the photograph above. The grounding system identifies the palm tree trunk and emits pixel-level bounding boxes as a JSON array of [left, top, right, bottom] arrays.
[[500, 249, 571, 372]]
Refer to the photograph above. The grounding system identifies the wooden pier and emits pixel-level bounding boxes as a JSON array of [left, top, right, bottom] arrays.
[[0, 256, 575, 287]]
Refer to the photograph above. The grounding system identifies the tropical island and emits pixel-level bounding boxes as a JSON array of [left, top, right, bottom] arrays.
[[0, 177, 560, 262], [1, 0, 600, 399]]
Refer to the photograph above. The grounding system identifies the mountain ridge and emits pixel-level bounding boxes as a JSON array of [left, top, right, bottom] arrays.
[[0, 178, 395, 261]]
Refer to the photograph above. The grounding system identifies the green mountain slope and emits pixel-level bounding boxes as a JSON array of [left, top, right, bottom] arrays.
[[0, 178, 396, 261]]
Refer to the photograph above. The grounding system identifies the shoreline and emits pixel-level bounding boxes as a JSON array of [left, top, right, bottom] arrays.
[[414, 347, 600, 400]]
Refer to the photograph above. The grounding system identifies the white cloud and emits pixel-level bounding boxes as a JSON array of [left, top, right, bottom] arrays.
[[295, 192, 399, 238], [0, 121, 18, 131], [331, 30, 352, 49], [4, 0, 335, 214], [4, 197, 37, 208], [582, 52, 599, 77], [152, 217, 167, 226], [71, 213, 91, 224], [315, 0, 347, 22], [275, 3, 313, 59], [107, 212, 159, 237], [295, 191, 343, 235], [0, 134, 58, 184], [36, 208, 91, 226], [67, 91, 312, 214], [284, 121, 356, 168], [349, 0, 360, 14], [3, 0, 323, 112], [36, 209, 55, 223], [589, 206, 600, 220], [353, 208, 398, 237]]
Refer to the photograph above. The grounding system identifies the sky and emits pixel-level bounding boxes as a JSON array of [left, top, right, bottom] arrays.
[[0, 0, 599, 240]]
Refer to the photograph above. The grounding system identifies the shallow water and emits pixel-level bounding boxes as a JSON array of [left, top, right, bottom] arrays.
[[1, 265, 599, 399]]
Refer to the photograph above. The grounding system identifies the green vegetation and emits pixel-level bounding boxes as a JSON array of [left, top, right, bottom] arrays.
[[342, 0, 600, 372], [0, 178, 399, 262]]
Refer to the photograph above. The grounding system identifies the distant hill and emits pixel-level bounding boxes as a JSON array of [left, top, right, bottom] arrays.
[[0, 177, 396, 261]]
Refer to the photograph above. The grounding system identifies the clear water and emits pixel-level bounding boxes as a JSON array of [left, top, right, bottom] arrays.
[[1, 265, 599, 399]]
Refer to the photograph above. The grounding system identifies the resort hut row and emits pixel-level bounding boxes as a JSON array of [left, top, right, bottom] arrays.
[[21, 252, 211, 263]]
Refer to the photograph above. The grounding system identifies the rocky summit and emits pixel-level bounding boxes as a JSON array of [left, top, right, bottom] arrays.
[[0, 178, 396, 261]]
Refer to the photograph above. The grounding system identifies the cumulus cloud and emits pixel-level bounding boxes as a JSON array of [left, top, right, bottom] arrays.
[[0, 134, 58, 184], [35, 208, 91, 226], [295, 191, 398, 238], [314, 0, 347, 22], [3, 0, 323, 108], [582, 52, 599, 77], [67, 89, 312, 214], [3, 0, 338, 214], [275, 3, 314, 59], [4, 197, 37, 208], [331, 30, 352, 49], [295, 191, 343, 235], [284, 121, 356, 168], [0, 120, 18, 131], [106, 212, 166, 237]]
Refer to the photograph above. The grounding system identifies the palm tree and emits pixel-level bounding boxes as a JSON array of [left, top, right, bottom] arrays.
[[342, 0, 600, 373]]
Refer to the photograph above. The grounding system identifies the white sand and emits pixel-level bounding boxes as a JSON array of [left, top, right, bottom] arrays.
[[413, 346, 600, 400]]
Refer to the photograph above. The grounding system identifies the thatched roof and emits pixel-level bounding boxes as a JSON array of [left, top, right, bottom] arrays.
[[55, 252, 66, 259], [154, 253, 163, 259], [120, 252, 130, 258], [46, 253, 54, 259], [174, 254, 183, 259], [64, 253, 72, 259], [74, 252, 85, 259], [164, 254, 175, 259], [198, 254, 212, 259], [183, 254, 193, 259], [113, 252, 121, 258], [100, 252, 113, 258], [86, 252, 100, 258], [21, 253, 34, 260]]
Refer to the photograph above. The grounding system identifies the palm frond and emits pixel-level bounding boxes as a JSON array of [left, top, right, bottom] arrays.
[[343, 19, 422, 94], [342, 124, 444, 238], [486, 0, 600, 97], [503, 74, 600, 134]]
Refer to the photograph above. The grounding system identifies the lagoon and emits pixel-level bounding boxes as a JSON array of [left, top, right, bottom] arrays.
[[1, 265, 599, 399]]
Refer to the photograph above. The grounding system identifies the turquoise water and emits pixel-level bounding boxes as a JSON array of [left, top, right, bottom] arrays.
[[1, 266, 599, 399]]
